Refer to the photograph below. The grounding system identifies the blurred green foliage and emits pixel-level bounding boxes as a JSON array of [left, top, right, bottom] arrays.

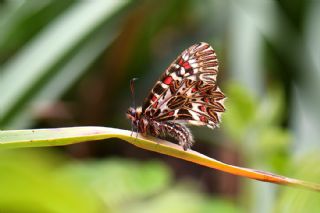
[[0, 149, 238, 213], [1, 0, 320, 212]]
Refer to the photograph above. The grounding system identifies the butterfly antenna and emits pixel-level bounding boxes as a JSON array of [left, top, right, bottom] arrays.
[[130, 78, 138, 109], [130, 78, 139, 137]]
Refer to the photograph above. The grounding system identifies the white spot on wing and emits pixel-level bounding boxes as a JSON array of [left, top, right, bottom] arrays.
[[182, 51, 189, 61], [188, 59, 196, 64], [180, 67, 185, 75], [160, 82, 169, 89]]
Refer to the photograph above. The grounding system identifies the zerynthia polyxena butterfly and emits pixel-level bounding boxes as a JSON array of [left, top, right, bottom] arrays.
[[126, 42, 226, 150]]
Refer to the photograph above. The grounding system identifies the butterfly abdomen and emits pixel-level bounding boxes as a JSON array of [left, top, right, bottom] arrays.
[[146, 120, 193, 151]]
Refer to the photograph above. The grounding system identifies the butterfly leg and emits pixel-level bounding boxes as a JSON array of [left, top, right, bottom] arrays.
[[130, 121, 134, 137], [130, 120, 140, 139]]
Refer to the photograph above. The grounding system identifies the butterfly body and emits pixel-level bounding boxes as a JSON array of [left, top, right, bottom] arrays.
[[126, 42, 225, 150], [127, 106, 193, 150]]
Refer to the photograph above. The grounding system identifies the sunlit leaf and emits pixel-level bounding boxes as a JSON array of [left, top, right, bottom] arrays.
[[1, 126, 319, 192], [0, 0, 128, 128]]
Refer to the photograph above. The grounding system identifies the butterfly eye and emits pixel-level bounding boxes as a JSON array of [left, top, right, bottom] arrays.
[[126, 107, 136, 119], [129, 107, 136, 116]]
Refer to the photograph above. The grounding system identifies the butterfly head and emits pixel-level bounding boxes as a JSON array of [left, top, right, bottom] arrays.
[[126, 106, 142, 123], [126, 107, 136, 121]]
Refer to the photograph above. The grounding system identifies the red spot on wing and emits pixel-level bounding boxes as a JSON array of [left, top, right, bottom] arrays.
[[204, 98, 209, 103], [182, 62, 191, 69], [178, 58, 184, 65], [168, 111, 174, 116], [191, 88, 197, 93], [152, 102, 158, 108], [201, 91, 207, 96], [163, 76, 173, 85], [200, 105, 206, 112], [200, 116, 207, 122], [151, 95, 157, 102]]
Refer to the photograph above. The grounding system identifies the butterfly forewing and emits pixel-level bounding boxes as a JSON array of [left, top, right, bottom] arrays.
[[142, 42, 225, 128]]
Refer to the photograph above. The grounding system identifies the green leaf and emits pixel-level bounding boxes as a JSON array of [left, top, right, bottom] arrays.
[[0, 149, 102, 213], [223, 83, 256, 140], [59, 159, 172, 211], [0, 148, 237, 212], [0, 0, 128, 128], [276, 152, 320, 212], [1, 126, 320, 192], [255, 85, 285, 127], [0, 0, 74, 57]]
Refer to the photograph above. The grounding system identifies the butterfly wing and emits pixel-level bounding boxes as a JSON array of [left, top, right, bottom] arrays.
[[142, 42, 225, 128], [154, 79, 225, 128]]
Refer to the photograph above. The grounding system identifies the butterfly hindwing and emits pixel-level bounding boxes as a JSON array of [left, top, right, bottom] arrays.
[[153, 80, 225, 128]]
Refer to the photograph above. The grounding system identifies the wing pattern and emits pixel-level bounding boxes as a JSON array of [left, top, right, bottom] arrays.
[[142, 42, 225, 129]]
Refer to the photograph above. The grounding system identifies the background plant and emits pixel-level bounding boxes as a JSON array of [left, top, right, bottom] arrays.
[[1, 0, 320, 212]]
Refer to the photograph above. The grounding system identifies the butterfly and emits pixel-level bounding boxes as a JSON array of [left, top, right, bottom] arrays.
[[126, 42, 225, 150]]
